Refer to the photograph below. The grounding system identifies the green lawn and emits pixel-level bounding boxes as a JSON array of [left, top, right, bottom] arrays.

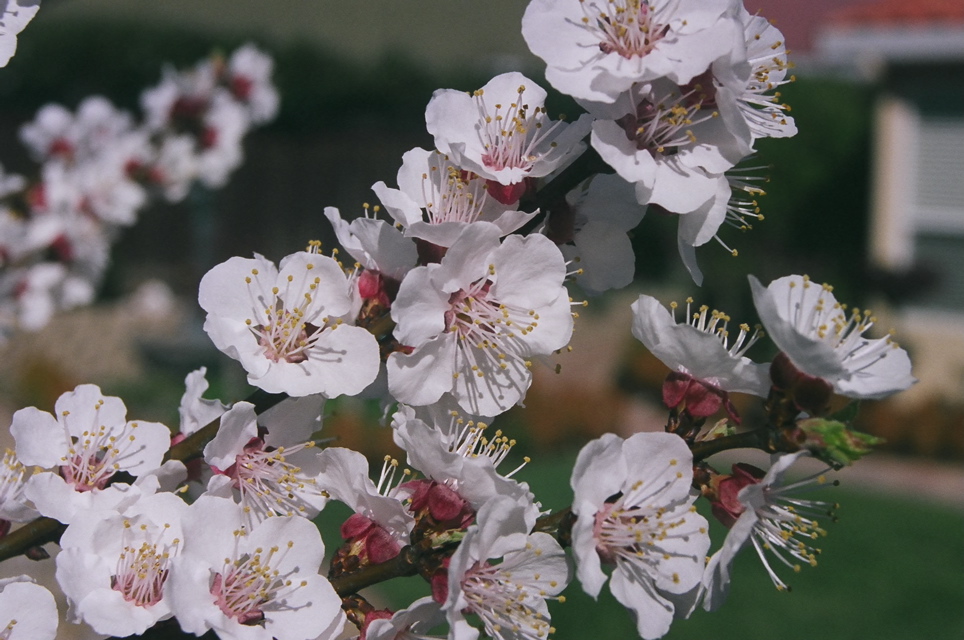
[[523, 449, 964, 640], [318, 446, 963, 640]]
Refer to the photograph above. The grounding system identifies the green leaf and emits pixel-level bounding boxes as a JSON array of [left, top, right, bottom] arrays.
[[799, 418, 883, 468]]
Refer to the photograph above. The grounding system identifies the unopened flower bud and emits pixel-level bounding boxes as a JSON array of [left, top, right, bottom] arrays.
[[709, 463, 766, 528]]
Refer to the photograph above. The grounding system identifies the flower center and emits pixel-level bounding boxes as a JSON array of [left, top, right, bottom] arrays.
[[57, 417, 143, 492], [785, 276, 897, 373], [211, 540, 306, 625], [580, 0, 667, 59], [461, 561, 554, 640], [670, 297, 763, 359], [111, 522, 179, 607], [592, 460, 700, 576], [746, 471, 837, 591], [227, 440, 326, 521], [475, 85, 559, 173], [0, 449, 28, 512], [250, 293, 330, 364], [422, 155, 491, 225], [616, 91, 708, 156]]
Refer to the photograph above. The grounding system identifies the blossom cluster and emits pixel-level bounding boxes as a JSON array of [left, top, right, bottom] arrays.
[[0, 42, 278, 340], [0, 2, 919, 640]]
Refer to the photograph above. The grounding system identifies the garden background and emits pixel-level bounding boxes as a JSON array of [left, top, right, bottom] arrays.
[[0, 1, 961, 639]]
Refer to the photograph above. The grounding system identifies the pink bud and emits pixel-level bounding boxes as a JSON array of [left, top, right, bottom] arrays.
[[710, 463, 765, 528], [484, 179, 529, 205]]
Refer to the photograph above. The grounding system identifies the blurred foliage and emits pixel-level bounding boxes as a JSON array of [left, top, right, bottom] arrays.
[[631, 78, 876, 321], [0, 18, 490, 137], [2, 17, 875, 308]]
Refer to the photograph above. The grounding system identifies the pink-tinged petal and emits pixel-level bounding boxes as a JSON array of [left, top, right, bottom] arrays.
[[677, 233, 704, 286], [390, 266, 449, 346], [490, 233, 567, 309], [202, 314, 271, 378], [25, 472, 87, 522], [610, 568, 676, 640], [571, 433, 627, 513], [748, 275, 848, 382], [199, 254, 278, 321], [641, 162, 718, 214], [0, 582, 58, 640], [56, 384, 128, 435], [10, 407, 66, 468], [371, 180, 423, 227], [578, 173, 648, 232], [452, 349, 530, 417], [406, 220, 469, 248], [246, 515, 325, 576], [263, 574, 345, 640], [435, 222, 502, 294], [591, 120, 658, 186], [513, 293, 574, 355], [489, 208, 539, 236], [620, 432, 694, 501], [315, 447, 372, 510], [631, 294, 770, 396], [342, 217, 417, 281], [678, 177, 729, 246], [116, 420, 171, 476], [77, 587, 163, 637], [277, 252, 351, 319], [286, 324, 380, 398], [387, 334, 457, 407], [260, 395, 325, 448], [425, 88, 477, 158], [165, 556, 218, 636], [701, 509, 756, 611], [179, 367, 228, 436], [205, 473, 235, 499], [55, 547, 113, 611], [568, 221, 636, 294], [139, 460, 188, 493], [181, 496, 246, 564], [835, 345, 916, 400], [204, 402, 259, 470]]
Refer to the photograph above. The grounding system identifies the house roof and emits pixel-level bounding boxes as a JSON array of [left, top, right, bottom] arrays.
[[830, 0, 964, 27], [815, 0, 964, 65]]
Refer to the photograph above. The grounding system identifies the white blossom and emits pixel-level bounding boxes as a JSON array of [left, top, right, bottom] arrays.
[[749, 274, 916, 399], [702, 452, 836, 610], [631, 293, 769, 396], [199, 250, 380, 397], [426, 72, 591, 196], [55, 491, 189, 637], [443, 496, 569, 640], [167, 496, 345, 640], [556, 172, 647, 295], [570, 432, 709, 639], [203, 402, 329, 525], [522, 0, 740, 103], [387, 222, 573, 416], [588, 79, 750, 213], [12, 384, 172, 523], [372, 148, 535, 247]]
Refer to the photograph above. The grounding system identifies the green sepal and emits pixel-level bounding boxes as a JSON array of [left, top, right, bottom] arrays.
[[799, 417, 883, 469], [703, 418, 737, 441], [428, 529, 466, 550]]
